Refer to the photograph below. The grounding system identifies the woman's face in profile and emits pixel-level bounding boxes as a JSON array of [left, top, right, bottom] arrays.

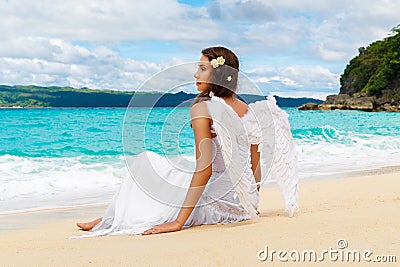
[[194, 55, 212, 92]]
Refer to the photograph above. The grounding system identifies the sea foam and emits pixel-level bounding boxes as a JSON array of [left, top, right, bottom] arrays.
[[0, 154, 127, 214]]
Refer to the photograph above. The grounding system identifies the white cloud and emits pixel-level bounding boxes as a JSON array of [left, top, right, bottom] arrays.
[[0, 0, 218, 42], [246, 65, 340, 99], [0, 0, 399, 97], [0, 38, 164, 90], [211, 0, 399, 63], [284, 0, 399, 61], [207, 0, 278, 22], [255, 76, 299, 87], [0, 1, 219, 90]]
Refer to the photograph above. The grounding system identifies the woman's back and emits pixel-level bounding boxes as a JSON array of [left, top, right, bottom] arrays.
[[198, 95, 262, 219], [221, 97, 249, 118], [184, 124, 260, 227]]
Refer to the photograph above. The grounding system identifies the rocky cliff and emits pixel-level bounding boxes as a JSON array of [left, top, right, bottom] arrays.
[[299, 26, 400, 112]]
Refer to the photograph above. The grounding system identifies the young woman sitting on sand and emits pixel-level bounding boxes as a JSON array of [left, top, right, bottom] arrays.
[[75, 46, 299, 237]]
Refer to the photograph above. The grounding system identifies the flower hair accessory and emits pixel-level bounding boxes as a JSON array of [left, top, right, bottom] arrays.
[[209, 91, 215, 97], [210, 56, 225, 68]]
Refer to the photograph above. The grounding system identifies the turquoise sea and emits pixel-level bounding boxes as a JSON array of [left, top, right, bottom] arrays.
[[1, 107, 400, 213]]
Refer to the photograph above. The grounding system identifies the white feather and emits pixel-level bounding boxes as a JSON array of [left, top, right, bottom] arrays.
[[205, 97, 260, 221], [204, 94, 299, 219], [248, 95, 300, 217]]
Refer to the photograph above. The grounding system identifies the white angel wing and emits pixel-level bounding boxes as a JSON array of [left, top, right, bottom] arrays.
[[248, 95, 300, 217], [205, 97, 260, 221]]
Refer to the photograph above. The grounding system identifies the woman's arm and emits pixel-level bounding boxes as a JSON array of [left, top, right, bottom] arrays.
[[175, 103, 212, 225], [250, 144, 261, 192], [142, 102, 212, 235]]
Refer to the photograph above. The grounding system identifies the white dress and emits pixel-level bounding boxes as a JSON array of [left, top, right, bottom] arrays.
[[73, 95, 298, 238]]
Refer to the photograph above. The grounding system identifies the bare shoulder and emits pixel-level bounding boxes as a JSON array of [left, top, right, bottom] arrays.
[[232, 98, 249, 115], [237, 99, 249, 109], [190, 101, 211, 119]]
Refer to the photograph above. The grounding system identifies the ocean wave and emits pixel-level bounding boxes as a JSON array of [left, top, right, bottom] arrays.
[[294, 125, 400, 149], [294, 127, 400, 179], [0, 154, 129, 213], [1, 108, 400, 213]]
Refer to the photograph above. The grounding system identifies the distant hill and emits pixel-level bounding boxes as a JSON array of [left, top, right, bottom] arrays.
[[340, 27, 400, 98], [299, 26, 400, 112], [0, 85, 322, 108], [273, 96, 322, 107]]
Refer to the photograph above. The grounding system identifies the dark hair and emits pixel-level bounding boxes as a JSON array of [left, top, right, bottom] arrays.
[[192, 46, 239, 105]]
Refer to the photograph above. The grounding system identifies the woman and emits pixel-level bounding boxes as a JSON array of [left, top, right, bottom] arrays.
[[75, 46, 298, 237]]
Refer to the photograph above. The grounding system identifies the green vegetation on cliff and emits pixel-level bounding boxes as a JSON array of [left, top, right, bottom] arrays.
[[340, 26, 400, 99]]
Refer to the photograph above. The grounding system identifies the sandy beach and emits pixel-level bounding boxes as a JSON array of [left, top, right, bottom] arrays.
[[1, 169, 399, 266]]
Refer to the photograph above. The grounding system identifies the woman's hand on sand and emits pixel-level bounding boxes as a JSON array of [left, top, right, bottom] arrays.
[[141, 220, 183, 235]]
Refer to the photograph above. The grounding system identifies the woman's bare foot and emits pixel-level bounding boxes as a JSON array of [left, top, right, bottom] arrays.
[[76, 217, 102, 231]]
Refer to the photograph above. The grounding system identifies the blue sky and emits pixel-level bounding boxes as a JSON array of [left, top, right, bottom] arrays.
[[178, 0, 209, 7], [0, 0, 399, 99]]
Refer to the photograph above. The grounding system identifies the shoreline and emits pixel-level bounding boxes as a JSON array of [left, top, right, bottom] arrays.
[[296, 164, 400, 183], [0, 169, 399, 266], [2, 164, 400, 220]]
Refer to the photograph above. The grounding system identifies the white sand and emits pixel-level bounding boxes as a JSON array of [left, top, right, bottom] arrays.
[[0, 171, 399, 266]]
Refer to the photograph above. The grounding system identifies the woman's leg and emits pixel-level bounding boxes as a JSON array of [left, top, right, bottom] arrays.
[[76, 217, 102, 231]]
